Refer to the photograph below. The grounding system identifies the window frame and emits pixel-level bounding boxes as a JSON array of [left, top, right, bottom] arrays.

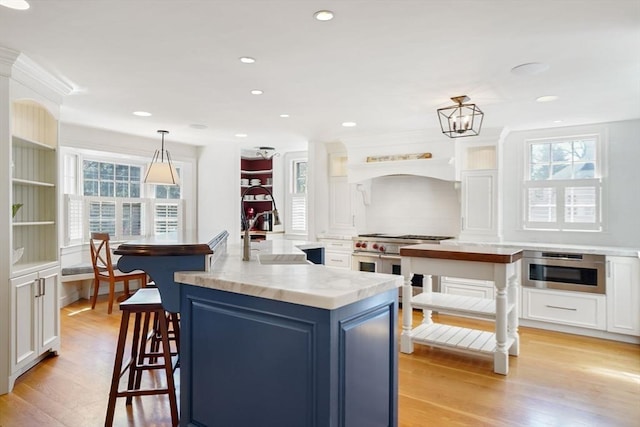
[[62, 148, 186, 246], [523, 134, 603, 232], [284, 152, 308, 236]]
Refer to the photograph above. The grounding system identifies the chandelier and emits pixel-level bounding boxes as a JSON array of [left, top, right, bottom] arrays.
[[437, 95, 484, 138]]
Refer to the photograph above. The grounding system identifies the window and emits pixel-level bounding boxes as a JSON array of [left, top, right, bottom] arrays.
[[63, 151, 185, 245], [524, 135, 601, 231], [285, 154, 308, 235]]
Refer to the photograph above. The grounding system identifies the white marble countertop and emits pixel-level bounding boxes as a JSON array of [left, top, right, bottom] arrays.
[[175, 240, 402, 310], [440, 239, 639, 258]]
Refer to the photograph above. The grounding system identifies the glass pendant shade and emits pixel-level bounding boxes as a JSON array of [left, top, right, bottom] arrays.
[[144, 130, 180, 186], [437, 95, 484, 138]]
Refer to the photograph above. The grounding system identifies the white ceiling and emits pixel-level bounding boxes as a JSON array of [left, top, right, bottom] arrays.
[[1, 0, 639, 151]]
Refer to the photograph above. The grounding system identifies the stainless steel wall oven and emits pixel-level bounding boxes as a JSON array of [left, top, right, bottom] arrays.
[[522, 250, 606, 294]]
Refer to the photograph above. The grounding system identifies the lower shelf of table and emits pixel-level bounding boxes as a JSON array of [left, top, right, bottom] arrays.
[[408, 322, 515, 355]]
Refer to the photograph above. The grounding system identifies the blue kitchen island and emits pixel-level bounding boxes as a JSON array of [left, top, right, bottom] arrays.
[[116, 235, 401, 427]]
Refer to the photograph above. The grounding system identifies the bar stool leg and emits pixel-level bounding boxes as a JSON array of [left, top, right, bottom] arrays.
[[105, 310, 131, 427], [157, 308, 179, 426], [125, 311, 143, 405]]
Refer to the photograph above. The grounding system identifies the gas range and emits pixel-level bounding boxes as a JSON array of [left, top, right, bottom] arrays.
[[352, 233, 454, 255]]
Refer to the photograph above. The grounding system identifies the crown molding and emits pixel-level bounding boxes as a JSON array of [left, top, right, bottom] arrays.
[[0, 45, 73, 104]]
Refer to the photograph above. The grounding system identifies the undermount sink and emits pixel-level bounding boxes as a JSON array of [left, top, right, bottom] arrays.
[[257, 253, 309, 265]]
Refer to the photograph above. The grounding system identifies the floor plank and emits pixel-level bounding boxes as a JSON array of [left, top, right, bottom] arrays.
[[0, 298, 638, 426]]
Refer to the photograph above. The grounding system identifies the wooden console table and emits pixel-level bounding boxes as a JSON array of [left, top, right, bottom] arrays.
[[399, 244, 523, 375]]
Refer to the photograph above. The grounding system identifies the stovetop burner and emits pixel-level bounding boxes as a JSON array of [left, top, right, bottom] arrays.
[[352, 233, 454, 255], [357, 233, 453, 241]]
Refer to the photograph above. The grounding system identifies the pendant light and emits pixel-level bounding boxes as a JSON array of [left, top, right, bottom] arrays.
[[144, 130, 180, 186], [437, 95, 484, 138]]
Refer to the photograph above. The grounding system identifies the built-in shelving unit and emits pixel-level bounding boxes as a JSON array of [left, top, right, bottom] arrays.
[[240, 157, 274, 233]]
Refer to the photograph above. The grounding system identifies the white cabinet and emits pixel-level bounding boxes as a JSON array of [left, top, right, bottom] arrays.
[[329, 177, 355, 230], [460, 170, 498, 239], [318, 238, 352, 269], [606, 256, 640, 336], [10, 265, 60, 373], [521, 288, 606, 330], [328, 153, 356, 232]]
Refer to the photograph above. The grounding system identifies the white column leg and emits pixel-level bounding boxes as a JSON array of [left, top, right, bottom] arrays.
[[508, 260, 520, 356], [421, 274, 433, 325], [400, 258, 414, 354], [493, 264, 509, 375]]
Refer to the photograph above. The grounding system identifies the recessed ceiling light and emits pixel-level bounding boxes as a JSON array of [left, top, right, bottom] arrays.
[[342, 122, 357, 127], [280, 114, 290, 118], [553, 120, 564, 124], [0, 0, 30, 10], [133, 111, 152, 117], [239, 57, 255, 64], [536, 95, 559, 103], [189, 124, 208, 129], [250, 89, 263, 95], [511, 62, 550, 76], [314, 10, 334, 21], [235, 133, 248, 138]]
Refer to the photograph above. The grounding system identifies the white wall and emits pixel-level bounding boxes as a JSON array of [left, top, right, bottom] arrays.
[[501, 119, 640, 248], [197, 142, 240, 243]]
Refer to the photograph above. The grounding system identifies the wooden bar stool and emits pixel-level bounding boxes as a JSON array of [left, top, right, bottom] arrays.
[[105, 288, 179, 427]]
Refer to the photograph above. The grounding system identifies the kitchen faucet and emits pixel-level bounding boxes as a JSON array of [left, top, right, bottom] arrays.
[[240, 185, 281, 261]]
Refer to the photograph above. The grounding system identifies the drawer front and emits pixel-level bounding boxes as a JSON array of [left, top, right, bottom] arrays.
[[441, 282, 495, 299], [522, 288, 606, 330], [325, 251, 352, 269], [319, 239, 353, 252]]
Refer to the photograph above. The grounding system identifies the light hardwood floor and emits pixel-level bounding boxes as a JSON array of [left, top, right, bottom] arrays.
[[0, 297, 638, 426]]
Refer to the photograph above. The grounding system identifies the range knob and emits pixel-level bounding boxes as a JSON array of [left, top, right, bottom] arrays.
[[372, 243, 379, 249], [379, 246, 385, 252], [355, 242, 362, 248], [361, 242, 368, 249]]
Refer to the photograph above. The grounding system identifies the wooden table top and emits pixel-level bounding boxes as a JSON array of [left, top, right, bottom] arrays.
[[400, 244, 523, 264]]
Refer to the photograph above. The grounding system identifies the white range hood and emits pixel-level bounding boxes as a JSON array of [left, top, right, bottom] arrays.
[[346, 156, 457, 183], [341, 130, 460, 184]]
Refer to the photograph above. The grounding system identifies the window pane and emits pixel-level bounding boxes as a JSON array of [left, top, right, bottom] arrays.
[[565, 187, 596, 223], [168, 186, 181, 199], [530, 143, 550, 164], [294, 161, 307, 193], [130, 166, 141, 181], [116, 182, 129, 197], [528, 188, 556, 222], [550, 164, 572, 180], [551, 142, 572, 162], [83, 161, 99, 180], [84, 180, 99, 196], [572, 139, 596, 162], [100, 181, 114, 197], [155, 186, 168, 199], [130, 183, 140, 198], [530, 165, 549, 181], [116, 164, 129, 181], [573, 162, 595, 179], [99, 162, 114, 180]]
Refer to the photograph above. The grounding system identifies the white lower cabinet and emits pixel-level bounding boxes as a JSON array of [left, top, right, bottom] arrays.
[[521, 288, 606, 330], [319, 238, 352, 269], [606, 256, 640, 336], [11, 265, 60, 373], [441, 276, 495, 299]]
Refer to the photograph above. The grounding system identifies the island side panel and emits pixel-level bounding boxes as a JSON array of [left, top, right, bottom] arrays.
[[180, 284, 398, 427]]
